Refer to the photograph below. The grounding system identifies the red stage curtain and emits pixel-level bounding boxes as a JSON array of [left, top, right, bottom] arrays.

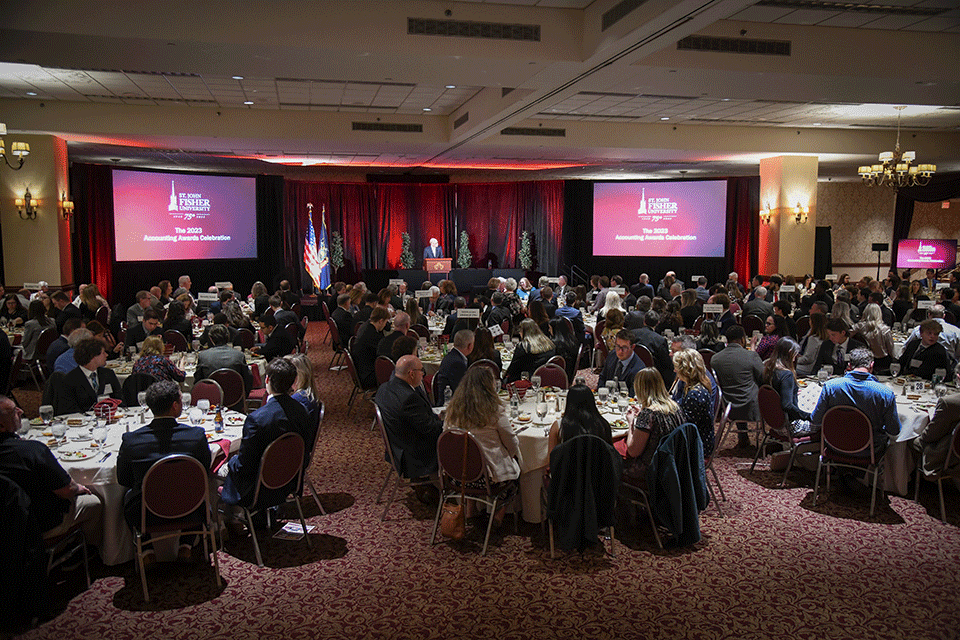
[[376, 184, 456, 268], [70, 163, 116, 300], [725, 176, 759, 280]]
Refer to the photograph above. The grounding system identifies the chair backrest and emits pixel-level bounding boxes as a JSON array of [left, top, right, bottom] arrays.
[[594, 320, 606, 341], [595, 333, 609, 362], [191, 379, 224, 406], [35, 327, 58, 361], [121, 372, 159, 407], [468, 358, 501, 377], [375, 355, 395, 386], [162, 329, 188, 352], [821, 405, 875, 463], [208, 368, 246, 409], [411, 325, 430, 340], [284, 322, 301, 346], [436, 429, 487, 488], [326, 317, 342, 349], [947, 424, 960, 470], [741, 314, 764, 335], [757, 384, 786, 435], [141, 455, 209, 530], [693, 315, 705, 334], [374, 403, 402, 473], [251, 432, 305, 509], [343, 350, 363, 390], [698, 348, 715, 370], [633, 344, 653, 368], [321, 301, 331, 321], [534, 363, 569, 389], [95, 305, 109, 326], [547, 354, 566, 370], [795, 315, 810, 339], [560, 317, 574, 337], [4, 350, 22, 395], [236, 328, 256, 350]]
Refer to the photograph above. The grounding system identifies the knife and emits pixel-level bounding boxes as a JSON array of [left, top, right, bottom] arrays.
[[99, 452, 112, 463]]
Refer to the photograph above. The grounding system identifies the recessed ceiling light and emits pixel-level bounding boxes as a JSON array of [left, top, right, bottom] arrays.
[[25, 91, 37, 96], [243, 100, 254, 105], [721, 98, 730, 102], [660, 117, 670, 121], [812, 122, 822, 126], [232, 76, 243, 80], [445, 85, 456, 89], [423, 107, 432, 112]]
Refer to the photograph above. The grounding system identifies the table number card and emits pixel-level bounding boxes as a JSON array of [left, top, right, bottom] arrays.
[[198, 292, 218, 301], [936, 282, 950, 290], [389, 279, 405, 286], [690, 276, 703, 283], [545, 277, 560, 284], [780, 285, 796, 292], [825, 274, 837, 281], [488, 323, 504, 338], [703, 304, 723, 314], [214, 281, 233, 290], [23, 282, 41, 290], [918, 300, 934, 310], [458, 308, 480, 319], [415, 290, 432, 298], [611, 287, 626, 295]]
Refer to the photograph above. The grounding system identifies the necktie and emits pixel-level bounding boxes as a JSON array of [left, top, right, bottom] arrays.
[[614, 360, 624, 380], [835, 346, 843, 369], [90, 371, 99, 393]]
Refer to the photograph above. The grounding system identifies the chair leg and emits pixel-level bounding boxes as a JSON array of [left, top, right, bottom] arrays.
[[869, 468, 878, 517], [705, 478, 724, 517], [380, 478, 400, 521], [750, 430, 770, 473], [914, 467, 921, 502], [244, 509, 264, 567], [480, 498, 498, 556], [306, 477, 327, 515], [709, 465, 726, 502], [607, 526, 615, 557], [429, 493, 447, 546], [780, 445, 800, 488], [938, 479, 947, 523], [813, 459, 824, 505], [548, 518, 555, 559], [376, 468, 394, 504], [291, 496, 312, 549], [209, 523, 222, 588], [80, 532, 90, 588], [135, 533, 150, 602], [646, 504, 663, 549]]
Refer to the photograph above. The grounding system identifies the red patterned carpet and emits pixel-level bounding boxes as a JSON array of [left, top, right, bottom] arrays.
[[12, 323, 960, 640]]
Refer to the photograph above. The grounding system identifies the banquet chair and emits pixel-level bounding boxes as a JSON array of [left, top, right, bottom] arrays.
[[320, 302, 332, 345], [284, 322, 301, 348], [795, 316, 810, 340], [703, 401, 730, 517], [619, 478, 663, 549], [754, 385, 813, 486], [3, 350, 23, 395], [121, 372, 159, 407], [712, 368, 762, 450], [633, 344, 654, 368], [813, 405, 883, 516], [698, 349, 715, 370], [231, 433, 311, 567], [534, 363, 569, 390], [914, 424, 960, 523], [235, 328, 256, 351], [594, 333, 609, 371], [430, 429, 518, 556], [741, 314, 764, 336], [299, 401, 327, 515], [34, 327, 59, 378], [560, 317, 574, 337], [468, 358, 501, 378], [326, 318, 347, 371], [43, 524, 91, 591], [375, 355, 395, 387], [208, 368, 246, 412], [343, 351, 375, 415], [135, 455, 221, 601], [547, 355, 566, 371], [191, 379, 224, 407], [245, 363, 269, 412], [411, 325, 430, 340], [95, 305, 109, 326], [162, 329, 188, 352], [692, 316, 705, 335], [373, 403, 434, 521]]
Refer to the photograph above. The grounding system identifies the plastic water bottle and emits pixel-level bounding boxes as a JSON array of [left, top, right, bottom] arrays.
[[510, 396, 519, 418], [443, 386, 452, 406]]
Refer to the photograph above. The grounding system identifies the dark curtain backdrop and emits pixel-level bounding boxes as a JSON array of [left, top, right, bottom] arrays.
[[891, 173, 960, 270], [725, 176, 759, 280], [70, 163, 116, 301]]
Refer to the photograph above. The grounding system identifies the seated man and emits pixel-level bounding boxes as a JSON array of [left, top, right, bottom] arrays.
[[53, 328, 93, 374], [374, 355, 443, 501], [117, 380, 211, 560], [196, 324, 254, 392], [331, 293, 355, 349], [810, 347, 900, 460], [197, 312, 241, 348], [485, 292, 512, 331], [433, 329, 474, 404], [220, 358, 313, 509], [442, 297, 467, 336], [126, 290, 153, 327], [629, 310, 675, 388], [55, 337, 122, 415], [899, 319, 953, 380], [254, 312, 297, 361], [913, 362, 960, 477], [377, 311, 411, 360], [124, 307, 163, 351], [52, 291, 82, 335], [598, 330, 644, 397], [812, 318, 868, 375], [555, 292, 587, 344], [46, 317, 84, 373], [0, 395, 102, 541], [352, 307, 390, 390], [711, 325, 764, 448]]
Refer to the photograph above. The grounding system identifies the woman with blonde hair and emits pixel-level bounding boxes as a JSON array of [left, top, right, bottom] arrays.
[[131, 335, 185, 382], [285, 352, 321, 429], [600, 308, 624, 351], [671, 349, 715, 456], [852, 302, 895, 374], [615, 368, 685, 480], [504, 318, 556, 383], [598, 290, 624, 321], [830, 300, 854, 331], [79, 284, 107, 321]]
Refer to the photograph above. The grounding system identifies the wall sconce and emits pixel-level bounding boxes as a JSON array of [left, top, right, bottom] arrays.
[[0, 123, 30, 171], [15, 189, 37, 220], [60, 191, 74, 219], [759, 203, 772, 225], [793, 202, 810, 224]]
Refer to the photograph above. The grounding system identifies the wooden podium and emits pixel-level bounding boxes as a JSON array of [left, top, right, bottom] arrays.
[[425, 257, 452, 277]]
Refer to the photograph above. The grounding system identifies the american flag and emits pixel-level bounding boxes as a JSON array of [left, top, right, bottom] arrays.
[[304, 203, 324, 291]]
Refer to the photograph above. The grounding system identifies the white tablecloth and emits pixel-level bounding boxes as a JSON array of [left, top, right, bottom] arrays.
[[107, 351, 265, 391], [25, 409, 246, 565]]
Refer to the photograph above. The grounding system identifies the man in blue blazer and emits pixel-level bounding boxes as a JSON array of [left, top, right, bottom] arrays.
[[423, 237, 443, 260], [432, 329, 474, 404], [598, 330, 645, 397], [220, 358, 313, 509]]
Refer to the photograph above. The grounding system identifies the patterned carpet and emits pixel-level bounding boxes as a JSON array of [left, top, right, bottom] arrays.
[[10, 324, 960, 640]]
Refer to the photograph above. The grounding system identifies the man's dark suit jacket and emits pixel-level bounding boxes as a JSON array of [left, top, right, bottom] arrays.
[[742, 298, 774, 318], [812, 336, 868, 375], [631, 283, 655, 300], [597, 352, 644, 396], [196, 345, 254, 392], [423, 245, 443, 260], [124, 322, 163, 349], [629, 326, 675, 388], [198, 323, 240, 348], [259, 327, 297, 362], [433, 348, 468, 405], [116, 417, 211, 528], [46, 336, 69, 372], [377, 330, 405, 359], [542, 301, 557, 319], [331, 306, 355, 348], [351, 321, 383, 389], [374, 375, 443, 479], [220, 394, 312, 507], [55, 304, 82, 334], [899, 340, 952, 380], [354, 304, 374, 327], [55, 365, 122, 415], [486, 305, 512, 330]]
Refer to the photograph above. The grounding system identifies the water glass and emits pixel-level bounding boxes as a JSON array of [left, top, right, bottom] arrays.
[[181, 392, 192, 407], [39, 404, 54, 426], [521, 371, 530, 382], [197, 399, 211, 413], [93, 425, 107, 450], [51, 422, 67, 442], [933, 369, 947, 386], [598, 387, 609, 404], [822, 365, 834, 377], [935, 384, 948, 400], [619, 381, 628, 397], [817, 368, 829, 383], [531, 375, 541, 393], [618, 397, 629, 417], [889, 363, 901, 378], [189, 407, 204, 426], [536, 402, 549, 422]]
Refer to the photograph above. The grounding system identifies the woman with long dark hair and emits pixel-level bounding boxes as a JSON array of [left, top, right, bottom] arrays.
[[467, 326, 502, 371], [547, 383, 613, 451], [616, 368, 685, 480], [504, 319, 555, 383], [549, 317, 578, 381], [752, 314, 788, 360], [762, 337, 810, 425]]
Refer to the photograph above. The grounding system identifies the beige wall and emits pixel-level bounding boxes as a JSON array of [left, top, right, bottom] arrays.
[[0, 134, 71, 288]]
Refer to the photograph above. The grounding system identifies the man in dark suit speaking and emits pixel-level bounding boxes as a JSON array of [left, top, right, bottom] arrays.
[[423, 237, 443, 260]]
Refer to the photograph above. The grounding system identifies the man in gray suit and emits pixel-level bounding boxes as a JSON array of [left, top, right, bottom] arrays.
[[195, 324, 253, 392], [711, 325, 764, 449], [913, 362, 960, 476], [742, 286, 774, 319]]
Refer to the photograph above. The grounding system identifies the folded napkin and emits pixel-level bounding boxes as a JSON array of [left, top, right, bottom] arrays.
[[93, 397, 122, 418]]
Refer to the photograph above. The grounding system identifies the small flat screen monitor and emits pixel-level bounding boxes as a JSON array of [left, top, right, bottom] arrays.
[[896, 239, 957, 270]]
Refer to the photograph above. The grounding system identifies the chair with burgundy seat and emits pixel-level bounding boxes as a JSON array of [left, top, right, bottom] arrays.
[[533, 363, 569, 390], [813, 405, 883, 516], [914, 423, 960, 523], [754, 384, 813, 487], [374, 403, 434, 521], [467, 358, 501, 378], [375, 356, 395, 387], [741, 314, 764, 336], [698, 349, 715, 370], [633, 344, 654, 368], [162, 330, 188, 352], [208, 368, 246, 413], [191, 379, 224, 407], [236, 328, 256, 351]]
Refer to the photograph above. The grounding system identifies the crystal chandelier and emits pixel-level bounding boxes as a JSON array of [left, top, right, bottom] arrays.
[[858, 106, 935, 190]]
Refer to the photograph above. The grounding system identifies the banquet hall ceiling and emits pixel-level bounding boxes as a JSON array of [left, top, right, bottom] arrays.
[[0, 0, 958, 180]]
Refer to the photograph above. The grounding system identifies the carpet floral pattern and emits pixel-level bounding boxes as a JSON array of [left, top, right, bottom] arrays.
[[11, 323, 960, 640]]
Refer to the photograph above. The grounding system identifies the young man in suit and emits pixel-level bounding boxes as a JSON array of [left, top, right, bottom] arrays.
[[116, 380, 211, 560], [812, 318, 868, 376], [711, 325, 764, 448], [124, 307, 163, 350], [433, 329, 474, 404], [196, 324, 254, 392], [54, 337, 122, 415], [331, 293, 356, 350], [352, 307, 390, 389], [598, 330, 645, 397], [254, 313, 297, 362], [377, 312, 411, 360]]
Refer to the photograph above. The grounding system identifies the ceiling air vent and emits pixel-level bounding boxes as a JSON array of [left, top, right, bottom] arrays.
[[688, 118, 785, 124], [678, 35, 790, 56], [408, 18, 540, 42], [352, 122, 423, 132], [756, 0, 944, 17], [501, 127, 565, 137], [602, 0, 651, 32], [454, 112, 469, 129]]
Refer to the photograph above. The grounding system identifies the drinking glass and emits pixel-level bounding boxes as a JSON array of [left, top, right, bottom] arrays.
[[181, 392, 192, 408], [536, 402, 549, 422], [39, 404, 54, 426], [574, 376, 586, 387], [935, 384, 948, 400], [817, 368, 829, 383], [189, 406, 204, 426], [619, 381, 628, 397], [531, 375, 541, 394], [51, 422, 67, 443], [823, 365, 833, 377], [93, 425, 107, 451], [893, 322, 901, 333], [618, 397, 629, 417], [197, 399, 211, 413], [521, 372, 530, 382], [598, 387, 609, 404], [889, 362, 901, 378], [933, 369, 947, 386]]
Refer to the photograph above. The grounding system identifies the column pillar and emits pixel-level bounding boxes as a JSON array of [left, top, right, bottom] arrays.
[[758, 155, 818, 277]]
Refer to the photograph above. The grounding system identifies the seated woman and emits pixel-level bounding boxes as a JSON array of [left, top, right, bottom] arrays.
[[671, 349, 716, 457], [762, 337, 811, 434], [679, 289, 701, 329], [615, 368, 685, 483], [0, 294, 27, 326], [527, 300, 551, 335], [695, 320, 724, 354], [547, 383, 613, 453], [21, 299, 55, 360], [597, 290, 624, 322], [467, 326, 502, 372], [504, 319, 556, 383], [656, 301, 683, 335], [131, 335, 185, 383], [549, 317, 579, 381], [752, 315, 788, 360], [796, 312, 828, 377], [852, 303, 895, 374], [600, 308, 624, 351], [162, 298, 193, 342], [405, 297, 427, 330], [285, 353, 321, 452], [443, 367, 522, 520], [78, 284, 107, 322]]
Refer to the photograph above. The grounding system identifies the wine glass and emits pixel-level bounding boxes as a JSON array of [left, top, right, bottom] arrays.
[[889, 362, 901, 378], [536, 401, 549, 423], [189, 406, 204, 426], [181, 392, 192, 408], [197, 398, 211, 414], [618, 397, 629, 418], [93, 423, 107, 452], [619, 381, 628, 398], [531, 375, 541, 395], [39, 404, 53, 426]]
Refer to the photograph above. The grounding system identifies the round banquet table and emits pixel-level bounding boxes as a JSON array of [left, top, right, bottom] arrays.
[[23, 408, 247, 565], [106, 349, 266, 392]]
